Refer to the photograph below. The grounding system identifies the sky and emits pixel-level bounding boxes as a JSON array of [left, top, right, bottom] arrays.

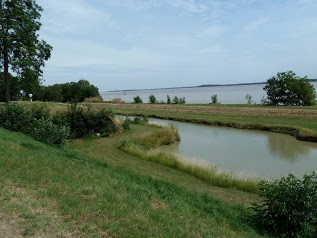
[[36, 0, 317, 91]]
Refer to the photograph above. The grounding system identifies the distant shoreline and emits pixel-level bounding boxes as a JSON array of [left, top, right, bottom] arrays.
[[105, 79, 317, 93]]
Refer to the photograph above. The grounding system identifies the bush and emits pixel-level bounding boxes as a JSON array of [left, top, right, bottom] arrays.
[[211, 94, 220, 104], [0, 103, 69, 146], [172, 96, 186, 104], [245, 93, 253, 105], [149, 94, 157, 104], [251, 173, 317, 237], [167, 95, 171, 104], [132, 116, 148, 125], [31, 104, 50, 120], [133, 95, 143, 103], [112, 98, 123, 103], [0, 103, 33, 133], [122, 118, 131, 130], [31, 118, 70, 146], [54, 103, 117, 138]]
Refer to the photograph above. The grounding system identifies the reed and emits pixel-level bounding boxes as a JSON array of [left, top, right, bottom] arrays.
[[120, 133, 259, 194]]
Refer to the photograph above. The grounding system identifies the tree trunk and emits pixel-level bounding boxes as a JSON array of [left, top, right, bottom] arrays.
[[0, 0, 10, 103], [4, 48, 9, 102]]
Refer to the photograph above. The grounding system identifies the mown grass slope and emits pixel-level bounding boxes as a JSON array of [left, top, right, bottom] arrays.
[[0, 126, 267, 237]]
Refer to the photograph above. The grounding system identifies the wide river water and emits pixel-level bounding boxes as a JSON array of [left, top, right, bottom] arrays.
[[145, 118, 317, 180], [102, 82, 317, 104]]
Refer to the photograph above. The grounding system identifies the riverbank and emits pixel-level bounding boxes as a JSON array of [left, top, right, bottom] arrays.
[[96, 103, 317, 143], [0, 123, 264, 237]]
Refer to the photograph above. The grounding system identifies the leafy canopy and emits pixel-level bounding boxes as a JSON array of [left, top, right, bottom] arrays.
[[263, 71, 316, 106], [0, 0, 52, 102]]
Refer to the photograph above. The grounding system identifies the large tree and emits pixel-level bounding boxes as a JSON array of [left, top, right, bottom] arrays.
[[0, 0, 52, 102], [263, 71, 316, 106]]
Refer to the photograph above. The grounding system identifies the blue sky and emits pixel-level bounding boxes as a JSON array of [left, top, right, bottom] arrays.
[[37, 0, 317, 91]]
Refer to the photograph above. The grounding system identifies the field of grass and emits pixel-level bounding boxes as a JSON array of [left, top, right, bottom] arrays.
[[0, 123, 267, 237], [94, 103, 317, 142]]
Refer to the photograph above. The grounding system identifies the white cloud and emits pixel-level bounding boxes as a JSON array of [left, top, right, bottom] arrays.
[[38, 0, 117, 35], [244, 16, 269, 31], [195, 25, 227, 38]]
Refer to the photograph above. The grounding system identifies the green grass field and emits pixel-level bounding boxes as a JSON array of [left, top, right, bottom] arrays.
[[0, 123, 267, 237]]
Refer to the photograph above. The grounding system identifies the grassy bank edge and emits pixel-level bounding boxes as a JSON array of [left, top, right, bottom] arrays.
[[119, 125, 260, 194], [120, 143, 260, 194], [118, 112, 317, 143]]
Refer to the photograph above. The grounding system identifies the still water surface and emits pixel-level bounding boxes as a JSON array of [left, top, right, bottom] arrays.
[[103, 82, 317, 104], [147, 118, 317, 180]]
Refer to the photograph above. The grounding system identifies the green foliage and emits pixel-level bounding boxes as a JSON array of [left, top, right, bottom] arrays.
[[31, 118, 70, 146], [251, 173, 317, 237], [132, 116, 148, 125], [0, 103, 33, 133], [122, 118, 131, 130], [148, 94, 157, 104], [245, 94, 253, 104], [133, 95, 143, 103], [263, 71, 316, 106], [30, 104, 50, 120], [0, 0, 52, 102], [53, 103, 117, 138], [172, 96, 186, 104], [0, 103, 69, 146], [0, 72, 21, 101], [211, 94, 220, 104], [167, 95, 171, 104], [40, 80, 101, 103]]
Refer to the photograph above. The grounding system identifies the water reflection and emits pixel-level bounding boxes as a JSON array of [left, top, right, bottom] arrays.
[[266, 133, 312, 162]]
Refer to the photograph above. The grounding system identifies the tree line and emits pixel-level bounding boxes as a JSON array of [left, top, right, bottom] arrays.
[[0, 73, 101, 102]]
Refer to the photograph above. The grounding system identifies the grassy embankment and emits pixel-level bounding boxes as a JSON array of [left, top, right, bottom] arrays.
[[0, 123, 266, 237], [96, 103, 317, 142]]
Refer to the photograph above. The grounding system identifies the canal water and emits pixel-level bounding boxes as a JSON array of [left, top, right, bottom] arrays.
[[146, 118, 317, 180]]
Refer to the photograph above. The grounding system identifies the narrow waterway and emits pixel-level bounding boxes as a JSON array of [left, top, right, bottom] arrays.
[[146, 118, 317, 180]]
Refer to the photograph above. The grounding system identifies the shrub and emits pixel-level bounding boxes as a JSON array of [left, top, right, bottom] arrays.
[[55, 103, 117, 138], [149, 94, 157, 104], [122, 118, 131, 130], [211, 94, 220, 104], [132, 116, 148, 125], [245, 93, 253, 105], [84, 96, 103, 103], [31, 118, 70, 146], [133, 95, 143, 103], [0, 103, 33, 133], [112, 98, 123, 103], [0, 103, 69, 146], [251, 173, 317, 237], [30, 104, 50, 120], [167, 95, 171, 104], [172, 96, 186, 104]]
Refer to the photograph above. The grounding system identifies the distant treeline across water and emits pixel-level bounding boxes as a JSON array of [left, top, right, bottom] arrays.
[[102, 82, 317, 104]]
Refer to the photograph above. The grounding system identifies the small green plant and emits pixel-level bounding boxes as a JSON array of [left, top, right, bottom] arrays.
[[211, 94, 220, 104], [251, 173, 317, 237], [167, 95, 171, 104], [245, 93, 253, 105], [122, 118, 131, 130], [132, 116, 148, 125], [133, 95, 143, 103], [172, 96, 186, 104], [148, 94, 157, 104]]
